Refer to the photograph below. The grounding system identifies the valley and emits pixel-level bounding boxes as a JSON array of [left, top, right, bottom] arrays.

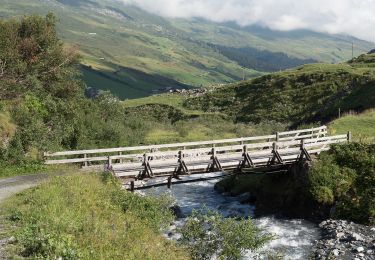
[[1, 0, 374, 99], [0, 3, 374, 259]]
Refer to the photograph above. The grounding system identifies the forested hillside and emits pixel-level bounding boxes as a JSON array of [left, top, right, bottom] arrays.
[[1, 0, 374, 98]]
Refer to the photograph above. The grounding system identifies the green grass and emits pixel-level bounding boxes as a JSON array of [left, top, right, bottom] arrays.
[[0, 164, 79, 179], [123, 93, 186, 108], [1, 173, 187, 259], [329, 109, 375, 143]]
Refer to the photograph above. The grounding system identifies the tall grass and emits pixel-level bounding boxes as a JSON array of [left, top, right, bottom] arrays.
[[329, 109, 375, 143], [1, 173, 187, 259]]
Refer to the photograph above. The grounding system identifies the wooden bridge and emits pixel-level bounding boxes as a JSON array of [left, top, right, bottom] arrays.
[[44, 126, 351, 189]]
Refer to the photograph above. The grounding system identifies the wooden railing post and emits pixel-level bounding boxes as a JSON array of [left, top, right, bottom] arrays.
[[276, 132, 280, 141], [119, 151, 123, 164], [347, 131, 352, 142], [84, 153, 88, 167], [106, 156, 113, 172]]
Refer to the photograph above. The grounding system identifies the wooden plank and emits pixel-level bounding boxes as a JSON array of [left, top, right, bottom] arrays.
[[277, 126, 327, 136], [44, 135, 275, 157], [45, 156, 109, 165]]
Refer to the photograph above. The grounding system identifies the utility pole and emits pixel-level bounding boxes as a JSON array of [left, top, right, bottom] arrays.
[[352, 42, 354, 59]]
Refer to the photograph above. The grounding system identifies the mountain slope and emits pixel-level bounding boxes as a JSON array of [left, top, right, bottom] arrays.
[[1, 0, 374, 99], [183, 53, 375, 126]]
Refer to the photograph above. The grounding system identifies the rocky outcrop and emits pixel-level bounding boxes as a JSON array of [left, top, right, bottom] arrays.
[[314, 219, 375, 260]]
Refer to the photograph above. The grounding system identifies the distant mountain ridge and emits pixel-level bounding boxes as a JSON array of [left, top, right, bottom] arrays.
[[1, 0, 374, 99]]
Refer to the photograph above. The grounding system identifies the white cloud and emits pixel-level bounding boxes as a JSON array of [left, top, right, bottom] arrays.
[[118, 0, 375, 42]]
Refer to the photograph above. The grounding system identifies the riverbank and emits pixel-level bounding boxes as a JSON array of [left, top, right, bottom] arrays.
[[314, 219, 375, 260], [214, 163, 330, 221]]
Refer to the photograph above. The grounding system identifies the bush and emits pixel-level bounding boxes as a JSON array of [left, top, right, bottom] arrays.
[[179, 209, 272, 260], [310, 143, 375, 224]]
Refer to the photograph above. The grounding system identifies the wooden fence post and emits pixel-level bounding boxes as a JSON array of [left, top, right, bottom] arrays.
[[276, 132, 280, 141], [347, 131, 352, 142]]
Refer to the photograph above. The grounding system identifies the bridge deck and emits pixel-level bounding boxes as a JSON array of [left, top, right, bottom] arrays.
[[44, 126, 351, 189]]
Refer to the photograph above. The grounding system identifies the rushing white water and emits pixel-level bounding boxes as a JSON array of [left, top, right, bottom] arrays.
[[141, 173, 320, 259]]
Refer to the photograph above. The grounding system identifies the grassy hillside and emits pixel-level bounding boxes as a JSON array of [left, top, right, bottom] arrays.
[[1, 0, 373, 99], [329, 110, 375, 143], [184, 53, 375, 127]]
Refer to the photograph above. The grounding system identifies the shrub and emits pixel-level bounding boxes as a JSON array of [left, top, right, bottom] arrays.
[[310, 143, 375, 224], [179, 209, 272, 260]]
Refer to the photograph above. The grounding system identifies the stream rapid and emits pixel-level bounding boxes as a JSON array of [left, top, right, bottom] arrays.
[[141, 173, 320, 259]]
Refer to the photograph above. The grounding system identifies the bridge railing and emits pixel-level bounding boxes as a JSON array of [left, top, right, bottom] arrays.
[[110, 134, 349, 177], [44, 126, 328, 166]]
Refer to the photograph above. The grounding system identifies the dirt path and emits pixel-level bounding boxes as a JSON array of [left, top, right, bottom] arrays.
[[0, 173, 57, 258], [0, 174, 49, 203]]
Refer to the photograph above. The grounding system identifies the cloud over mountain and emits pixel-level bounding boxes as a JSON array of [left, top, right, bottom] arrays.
[[119, 0, 375, 42]]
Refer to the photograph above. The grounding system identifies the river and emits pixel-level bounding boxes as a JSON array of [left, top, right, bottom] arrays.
[[141, 173, 320, 259]]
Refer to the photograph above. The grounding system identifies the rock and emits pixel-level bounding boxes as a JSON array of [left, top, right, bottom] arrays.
[[336, 232, 345, 239], [356, 246, 364, 253], [314, 220, 375, 260], [351, 233, 364, 241], [169, 205, 184, 218], [169, 224, 176, 231], [7, 236, 16, 244]]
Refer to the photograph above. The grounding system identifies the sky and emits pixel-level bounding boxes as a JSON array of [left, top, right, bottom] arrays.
[[119, 0, 375, 42]]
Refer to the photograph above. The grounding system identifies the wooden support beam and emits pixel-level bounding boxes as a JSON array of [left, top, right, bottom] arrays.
[[299, 139, 312, 162], [130, 181, 135, 192], [270, 142, 284, 165]]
